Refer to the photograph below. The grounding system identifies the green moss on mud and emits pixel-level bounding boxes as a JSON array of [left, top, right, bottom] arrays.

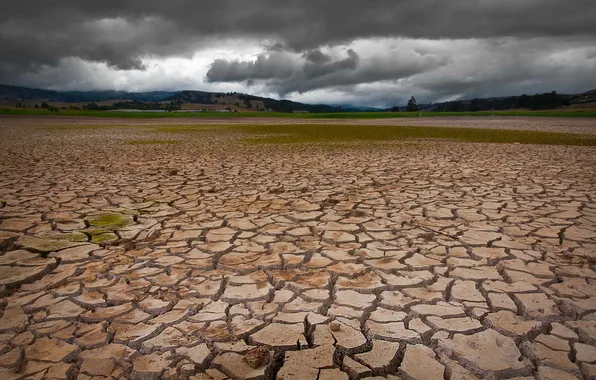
[[91, 232, 118, 244], [87, 213, 134, 230]]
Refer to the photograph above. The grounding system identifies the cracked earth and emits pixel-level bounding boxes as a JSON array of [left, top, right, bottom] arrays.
[[0, 117, 595, 380]]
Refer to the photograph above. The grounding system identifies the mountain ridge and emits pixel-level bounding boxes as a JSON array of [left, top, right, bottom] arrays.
[[1, 84, 595, 112]]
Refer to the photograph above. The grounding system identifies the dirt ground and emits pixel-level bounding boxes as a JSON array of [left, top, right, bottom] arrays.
[[0, 116, 595, 380]]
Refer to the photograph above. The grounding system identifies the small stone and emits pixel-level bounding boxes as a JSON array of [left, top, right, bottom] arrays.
[[244, 346, 270, 369], [330, 322, 341, 332]]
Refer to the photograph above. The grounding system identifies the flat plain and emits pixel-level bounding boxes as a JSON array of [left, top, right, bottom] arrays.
[[1, 115, 595, 380]]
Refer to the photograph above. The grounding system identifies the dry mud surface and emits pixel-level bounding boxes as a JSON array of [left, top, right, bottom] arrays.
[[0, 116, 595, 380]]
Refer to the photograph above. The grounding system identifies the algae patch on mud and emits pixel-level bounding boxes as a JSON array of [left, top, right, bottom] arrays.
[[87, 213, 134, 230], [91, 232, 119, 244]]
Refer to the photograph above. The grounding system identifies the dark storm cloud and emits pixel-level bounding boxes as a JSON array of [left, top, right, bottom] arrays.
[[1, 0, 596, 77], [304, 50, 332, 65], [1, 0, 595, 104], [206, 46, 449, 95], [303, 49, 359, 79], [206, 52, 296, 82], [204, 36, 596, 105]]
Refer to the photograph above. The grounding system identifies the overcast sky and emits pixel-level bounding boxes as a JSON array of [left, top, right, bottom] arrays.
[[1, 1, 595, 107]]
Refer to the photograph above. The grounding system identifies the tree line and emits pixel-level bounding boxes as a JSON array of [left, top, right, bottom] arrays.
[[391, 91, 570, 112]]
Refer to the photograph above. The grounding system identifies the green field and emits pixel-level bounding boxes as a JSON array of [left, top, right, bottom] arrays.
[[233, 124, 596, 146], [3, 108, 596, 119]]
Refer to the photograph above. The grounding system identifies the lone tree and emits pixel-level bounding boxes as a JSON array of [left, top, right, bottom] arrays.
[[406, 96, 418, 112]]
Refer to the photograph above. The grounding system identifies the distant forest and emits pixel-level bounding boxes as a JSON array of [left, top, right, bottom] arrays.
[[429, 91, 571, 112]]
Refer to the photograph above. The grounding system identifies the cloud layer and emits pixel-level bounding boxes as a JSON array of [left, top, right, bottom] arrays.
[[1, 1, 595, 106], [205, 44, 451, 96]]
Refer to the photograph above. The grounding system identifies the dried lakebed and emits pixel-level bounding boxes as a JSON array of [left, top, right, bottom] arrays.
[[0, 117, 595, 380]]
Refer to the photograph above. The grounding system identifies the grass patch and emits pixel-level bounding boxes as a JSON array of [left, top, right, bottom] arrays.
[[127, 139, 181, 145], [234, 124, 596, 146], [4, 108, 596, 119]]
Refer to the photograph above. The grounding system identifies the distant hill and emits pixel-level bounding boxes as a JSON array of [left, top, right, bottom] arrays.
[[335, 104, 385, 112], [0, 84, 337, 113], [164, 90, 337, 113], [2, 84, 595, 113], [410, 90, 596, 112], [0, 84, 175, 103]]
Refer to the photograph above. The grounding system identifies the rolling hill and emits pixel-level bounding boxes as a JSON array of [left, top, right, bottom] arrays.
[[0, 85, 337, 113], [1, 84, 595, 113]]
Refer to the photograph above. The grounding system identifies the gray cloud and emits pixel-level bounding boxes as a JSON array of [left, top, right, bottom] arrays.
[[1, 1, 595, 105], [206, 46, 449, 95], [303, 49, 359, 79], [206, 52, 296, 83], [206, 37, 596, 105], [304, 50, 332, 65], [1, 0, 596, 76]]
